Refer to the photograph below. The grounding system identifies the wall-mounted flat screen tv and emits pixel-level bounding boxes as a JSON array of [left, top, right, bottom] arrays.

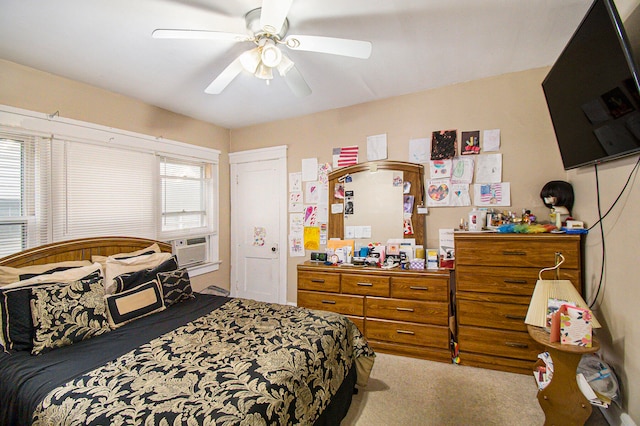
[[542, 0, 640, 170]]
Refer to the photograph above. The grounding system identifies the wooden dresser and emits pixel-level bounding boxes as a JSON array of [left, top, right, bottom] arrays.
[[297, 262, 452, 363], [454, 233, 583, 375]]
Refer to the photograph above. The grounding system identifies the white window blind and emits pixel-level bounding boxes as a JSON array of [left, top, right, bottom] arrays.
[[160, 156, 213, 237], [51, 139, 156, 241], [0, 132, 50, 257]]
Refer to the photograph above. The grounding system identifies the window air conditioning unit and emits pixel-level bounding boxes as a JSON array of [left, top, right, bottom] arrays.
[[172, 236, 207, 267]]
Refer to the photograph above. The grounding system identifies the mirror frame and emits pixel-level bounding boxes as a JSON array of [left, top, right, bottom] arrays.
[[327, 160, 426, 246]]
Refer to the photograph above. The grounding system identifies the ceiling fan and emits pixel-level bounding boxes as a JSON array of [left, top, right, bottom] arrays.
[[152, 0, 372, 97]]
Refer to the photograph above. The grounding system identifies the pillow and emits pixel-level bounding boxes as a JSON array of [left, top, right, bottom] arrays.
[[1, 263, 104, 290], [112, 256, 179, 293], [104, 280, 165, 329], [0, 265, 103, 352], [30, 272, 110, 355], [156, 268, 194, 307], [91, 243, 161, 268], [103, 252, 173, 294], [0, 260, 92, 286]]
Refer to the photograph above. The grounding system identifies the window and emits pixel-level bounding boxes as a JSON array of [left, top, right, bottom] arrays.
[[0, 133, 49, 257], [159, 156, 215, 238], [0, 106, 219, 272]]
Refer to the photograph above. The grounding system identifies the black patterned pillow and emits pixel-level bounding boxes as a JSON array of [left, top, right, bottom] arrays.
[[112, 256, 179, 293], [156, 268, 194, 307], [1, 268, 103, 352], [30, 272, 110, 355]]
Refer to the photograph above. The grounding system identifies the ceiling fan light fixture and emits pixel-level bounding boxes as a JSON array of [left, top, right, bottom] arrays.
[[277, 54, 294, 76], [254, 62, 274, 80], [239, 48, 261, 73], [260, 39, 282, 68]]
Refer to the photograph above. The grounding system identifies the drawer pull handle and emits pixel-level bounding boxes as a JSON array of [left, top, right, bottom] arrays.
[[321, 300, 336, 305], [505, 342, 528, 349], [503, 279, 527, 284], [396, 330, 415, 335], [396, 307, 415, 312], [409, 286, 428, 291], [502, 251, 526, 256], [311, 279, 325, 283], [357, 282, 373, 287], [505, 314, 526, 320]]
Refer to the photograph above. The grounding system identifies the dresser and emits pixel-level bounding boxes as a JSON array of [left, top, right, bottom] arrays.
[[454, 233, 583, 375], [297, 262, 452, 363]]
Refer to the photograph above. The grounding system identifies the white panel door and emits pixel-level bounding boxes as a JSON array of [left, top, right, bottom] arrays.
[[230, 147, 287, 304]]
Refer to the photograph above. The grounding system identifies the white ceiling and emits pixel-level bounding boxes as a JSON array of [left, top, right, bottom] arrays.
[[0, 0, 597, 129]]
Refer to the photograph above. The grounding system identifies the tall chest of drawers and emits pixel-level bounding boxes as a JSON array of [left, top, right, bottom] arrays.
[[454, 233, 583, 375], [297, 262, 452, 363]]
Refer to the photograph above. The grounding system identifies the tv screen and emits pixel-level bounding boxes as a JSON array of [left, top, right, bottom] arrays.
[[542, 0, 640, 170]]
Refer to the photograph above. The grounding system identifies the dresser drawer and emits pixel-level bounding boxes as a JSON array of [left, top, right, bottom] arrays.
[[390, 276, 448, 302], [457, 325, 543, 360], [297, 271, 340, 293], [346, 316, 365, 334], [297, 290, 364, 316], [455, 235, 580, 268], [366, 318, 449, 349], [457, 299, 529, 332], [457, 265, 537, 296], [456, 265, 581, 296], [366, 297, 448, 326], [342, 274, 390, 297]]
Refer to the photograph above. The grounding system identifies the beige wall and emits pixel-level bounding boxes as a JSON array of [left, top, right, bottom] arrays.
[[231, 66, 639, 420], [0, 59, 231, 292], [569, 157, 640, 421]]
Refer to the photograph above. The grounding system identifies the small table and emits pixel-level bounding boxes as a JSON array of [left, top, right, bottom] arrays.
[[527, 325, 600, 426]]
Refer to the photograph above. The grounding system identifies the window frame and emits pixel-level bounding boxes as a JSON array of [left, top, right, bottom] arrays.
[[158, 155, 216, 240]]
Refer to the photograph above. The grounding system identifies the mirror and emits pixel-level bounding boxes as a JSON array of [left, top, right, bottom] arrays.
[[343, 170, 404, 242], [328, 161, 425, 246]]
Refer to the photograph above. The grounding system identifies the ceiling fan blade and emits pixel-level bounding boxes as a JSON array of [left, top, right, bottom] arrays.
[[152, 29, 250, 42], [204, 56, 245, 94], [283, 65, 312, 97], [260, 0, 293, 34], [284, 35, 372, 59]]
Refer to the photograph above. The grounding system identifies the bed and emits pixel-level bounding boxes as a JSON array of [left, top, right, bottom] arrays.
[[0, 237, 375, 425]]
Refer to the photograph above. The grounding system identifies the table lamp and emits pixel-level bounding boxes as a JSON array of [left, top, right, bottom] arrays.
[[524, 253, 601, 328]]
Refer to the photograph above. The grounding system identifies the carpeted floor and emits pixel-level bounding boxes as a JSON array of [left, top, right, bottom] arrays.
[[341, 353, 608, 426]]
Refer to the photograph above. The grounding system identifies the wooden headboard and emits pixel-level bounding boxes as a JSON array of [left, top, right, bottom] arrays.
[[0, 237, 172, 268]]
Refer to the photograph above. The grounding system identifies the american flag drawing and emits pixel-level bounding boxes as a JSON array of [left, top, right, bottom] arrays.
[[480, 183, 502, 203], [333, 146, 359, 167]]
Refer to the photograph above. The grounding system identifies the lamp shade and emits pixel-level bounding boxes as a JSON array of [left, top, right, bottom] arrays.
[[239, 48, 261, 73], [260, 39, 282, 68], [254, 63, 273, 80], [525, 279, 601, 328]]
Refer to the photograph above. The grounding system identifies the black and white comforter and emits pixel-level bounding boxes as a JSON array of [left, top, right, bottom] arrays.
[[1, 295, 374, 425]]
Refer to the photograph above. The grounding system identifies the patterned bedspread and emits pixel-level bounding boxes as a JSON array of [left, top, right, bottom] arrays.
[[32, 298, 375, 425]]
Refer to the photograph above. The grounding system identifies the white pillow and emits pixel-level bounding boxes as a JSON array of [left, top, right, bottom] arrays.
[[104, 252, 173, 294], [91, 243, 161, 268], [0, 260, 93, 286], [1, 263, 103, 290]]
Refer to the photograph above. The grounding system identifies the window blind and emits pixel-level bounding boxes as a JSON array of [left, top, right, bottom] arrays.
[[51, 139, 156, 241]]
